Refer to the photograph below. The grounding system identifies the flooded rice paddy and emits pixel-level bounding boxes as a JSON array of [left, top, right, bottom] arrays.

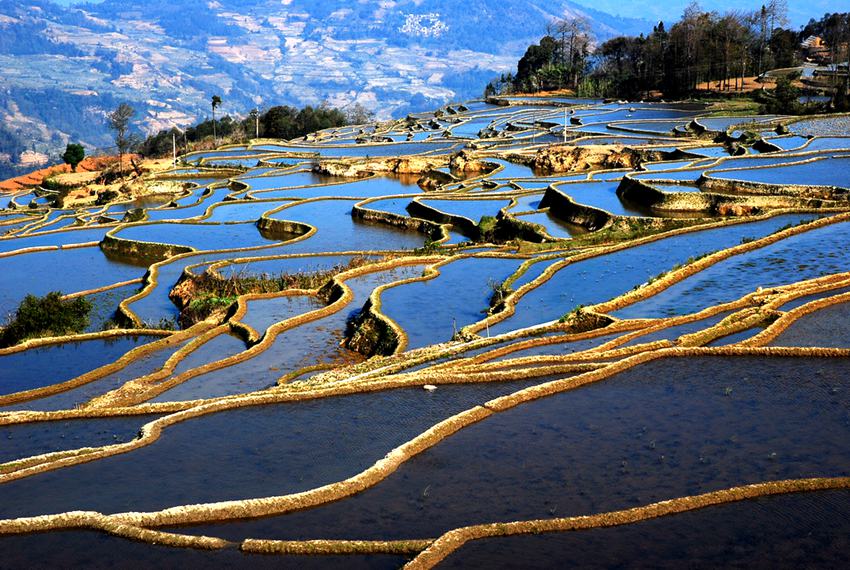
[[1, 97, 849, 567]]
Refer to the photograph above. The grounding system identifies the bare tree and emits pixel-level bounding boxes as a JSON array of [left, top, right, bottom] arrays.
[[108, 103, 135, 178], [553, 16, 594, 89]]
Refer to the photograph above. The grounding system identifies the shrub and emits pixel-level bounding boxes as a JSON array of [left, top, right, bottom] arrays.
[[478, 215, 498, 241], [0, 292, 92, 347], [95, 189, 120, 206], [62, 143, 86, 172]]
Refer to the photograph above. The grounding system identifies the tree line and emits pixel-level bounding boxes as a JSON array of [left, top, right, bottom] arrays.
[[486, 3, 850, 109], [134, 99, 373, 159], [55, 98, 374, 178]]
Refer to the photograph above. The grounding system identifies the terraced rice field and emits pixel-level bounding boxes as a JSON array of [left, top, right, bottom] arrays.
[[2, 98, 850, 568]]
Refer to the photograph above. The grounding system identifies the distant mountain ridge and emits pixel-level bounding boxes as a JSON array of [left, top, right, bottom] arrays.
[[0, 0, 650, 177]]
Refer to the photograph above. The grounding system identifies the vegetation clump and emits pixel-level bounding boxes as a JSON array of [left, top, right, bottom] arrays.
[[139, 103, 366, 158], [61, 143, 85, 172], [488, 278, 514, 313], [0, 292, 92, 347], [488, 7, 849, 110], [477, 215, 499, 242], [173, 256, 373, 326]]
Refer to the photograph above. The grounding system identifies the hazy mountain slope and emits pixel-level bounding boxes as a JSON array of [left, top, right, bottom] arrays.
[[0, 0, 650, 177]]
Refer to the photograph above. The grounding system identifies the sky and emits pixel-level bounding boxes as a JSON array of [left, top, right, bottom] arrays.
[[571, 0, 849, 28]]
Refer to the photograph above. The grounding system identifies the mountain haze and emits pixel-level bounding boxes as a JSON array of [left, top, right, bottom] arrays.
[[0, 0, 649, 176]]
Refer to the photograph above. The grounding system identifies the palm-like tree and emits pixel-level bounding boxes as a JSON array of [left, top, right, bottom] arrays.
[[211, 95, 222, 145]]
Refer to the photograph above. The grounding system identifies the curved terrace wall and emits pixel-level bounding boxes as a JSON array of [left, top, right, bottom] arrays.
[[538, 185, 613, 231]]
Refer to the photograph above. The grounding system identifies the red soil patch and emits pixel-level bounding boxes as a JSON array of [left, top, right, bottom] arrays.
[[0, 155, 123, 194]]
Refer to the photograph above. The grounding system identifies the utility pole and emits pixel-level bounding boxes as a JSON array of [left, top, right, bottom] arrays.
[[172, 131, 177, 166], [255, 107, 260, 139]]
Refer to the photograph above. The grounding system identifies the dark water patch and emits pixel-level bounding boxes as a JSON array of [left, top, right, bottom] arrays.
[[0, 531, 407, 570], [0, 415, 160, 465], [771, 301, 850, 348], [84, 283, 142, 333], [382, 257, 523, 349], [169, 334, 248, 378], [777, 285, 850, 312], [183, 356, 850, 541], [711, 156, 850, 189], [239, 295, 324, 336], [0, 336, 160, 397], [0, 380, 544, 518], [440, 490, 850, 569], [268, 200, 426, 253], [492, 214, 817, 334], [0, 247, 144, 317], [614, 220, 850, 319], [0, 227, 111, 253], [113, 222, 278, 251], [203, 201, 291, 223], [0, 338, 193, 412]]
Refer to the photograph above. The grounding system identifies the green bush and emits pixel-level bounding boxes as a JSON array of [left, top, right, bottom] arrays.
[[62, 143, 86, 172], [95, 189, 119, 206], [478, 215, 499, 241], [0, 292, 92, 347]]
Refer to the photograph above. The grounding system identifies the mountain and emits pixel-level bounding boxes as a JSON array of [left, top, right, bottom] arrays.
[[0, 0, 650, 178]]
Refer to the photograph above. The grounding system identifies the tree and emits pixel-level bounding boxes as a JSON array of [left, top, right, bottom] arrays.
[[108, 103, 135, 177], [766, 73, 801, 113], [211, 94, 222, 145], [345, 103, 375, 125], [554, 17, 594, 89], [61, 143, 85, 172], [248, 108, 260, 139], [514, 36, 559, 92]]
